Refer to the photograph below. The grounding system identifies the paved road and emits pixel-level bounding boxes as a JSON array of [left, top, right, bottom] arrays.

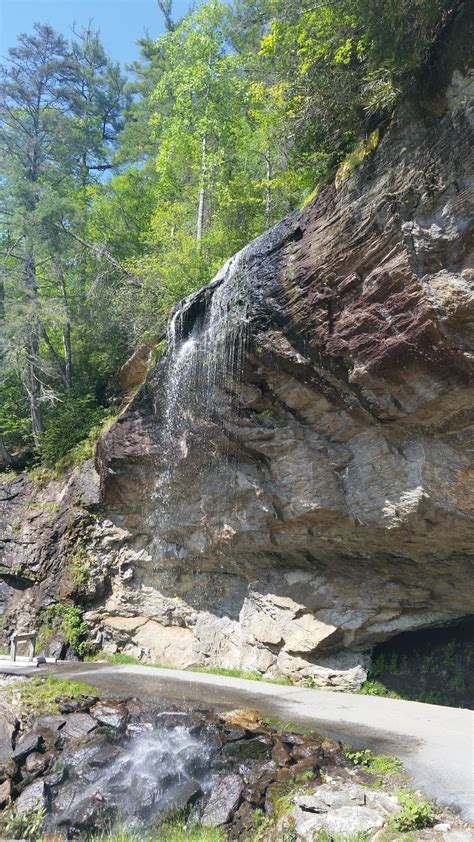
[[4, 662, 473, 822]]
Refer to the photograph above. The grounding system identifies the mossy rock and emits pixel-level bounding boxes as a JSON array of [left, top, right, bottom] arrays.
[[221, 736, 271, 763]]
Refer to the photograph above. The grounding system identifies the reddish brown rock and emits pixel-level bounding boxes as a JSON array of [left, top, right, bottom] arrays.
[[272, 740, 292, 766]]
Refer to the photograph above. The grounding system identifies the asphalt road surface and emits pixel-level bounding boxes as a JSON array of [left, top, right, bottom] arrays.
[[4, 661, 473, 822]]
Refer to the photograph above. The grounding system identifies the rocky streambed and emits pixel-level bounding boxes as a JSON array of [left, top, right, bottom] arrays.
[[0, 677, 471, 841]]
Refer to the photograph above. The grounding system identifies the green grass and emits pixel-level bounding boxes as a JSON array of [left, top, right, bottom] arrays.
[[314, 833, 373, 842], [344, 747, 403, 778], [358, 680, 401, 699], [188, 665, 293, 685], [88, 652, 170, 667], [6, 676, 96, 714], [0, 806, 46, 841], [91, 653, 294, 685], [96, 819, 225, 842]]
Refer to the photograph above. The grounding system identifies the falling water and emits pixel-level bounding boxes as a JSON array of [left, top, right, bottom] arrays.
[[154, 247, 252, 514]]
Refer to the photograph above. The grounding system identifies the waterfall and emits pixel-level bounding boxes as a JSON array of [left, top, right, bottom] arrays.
[[153, 246, 252, 516]]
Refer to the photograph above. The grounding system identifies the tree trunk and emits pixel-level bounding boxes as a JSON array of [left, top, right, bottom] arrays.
[[24, 249, 43, 444], [55, 258, 72, 389], [264, 148, 273, 229], [196, 132, 207, 246], [0, 276, 13, 467]]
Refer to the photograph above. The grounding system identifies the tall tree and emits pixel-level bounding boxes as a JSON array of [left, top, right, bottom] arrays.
[[157, 0, 177, 32], [0, 24, 71, 442], [0, 23, 129, 454]]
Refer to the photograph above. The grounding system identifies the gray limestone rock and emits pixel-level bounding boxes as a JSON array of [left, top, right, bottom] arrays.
[[62, 713, 97, 741], [201, 773, 243, 826], [12, 732, 44, 765], [14, 779, 48, 814]]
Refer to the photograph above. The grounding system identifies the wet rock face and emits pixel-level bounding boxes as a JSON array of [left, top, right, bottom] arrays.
[[91, 44, 474, 683]]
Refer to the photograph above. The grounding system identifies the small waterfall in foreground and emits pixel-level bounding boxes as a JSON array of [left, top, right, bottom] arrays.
[[154, 247, 252, 518]]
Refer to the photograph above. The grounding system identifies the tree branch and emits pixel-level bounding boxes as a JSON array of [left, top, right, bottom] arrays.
[[55, 222, 140, 282]]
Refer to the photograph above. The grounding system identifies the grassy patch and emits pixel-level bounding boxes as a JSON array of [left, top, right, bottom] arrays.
[[93, 653, 295, 686], [96, 819, 225, 842], [263, 717, 318, 736], [313, 833, 372, 842], [344, 747, 403, 777], [7, 676, 95, 714], [334, 129, 380, 188], [188, 665, 293, 685], [87, 652, 170, 668], [155, 820, 225, 842], [358, 680, 401, 699], [0, 806, 46, 841], [0, 470, 18, 483]]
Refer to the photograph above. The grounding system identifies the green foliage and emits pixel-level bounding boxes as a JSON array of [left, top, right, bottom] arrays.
[[313, 833, 371, 842], [155, 817, 226, 842], [391, 789, 436, 831], [39, 396, 112, 465], [0, 806, 46, 841], [188, 664, 293, 685], [335, 130, 380, 188], [345, 747, 402, 776], [99, 653, 152, 665], [7, 676, 95, 714], [41, 603, 90, 657], [96, 817, 226, 842], [367, 634, 470, 706], [70, 544, 92, 589], [358, 680, 401, 699]]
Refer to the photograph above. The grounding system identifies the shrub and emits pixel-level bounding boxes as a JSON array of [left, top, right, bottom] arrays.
[[39, 395, 112, 466], [345, 747, 402, 775], [391, 789, 436, 831], [41, 603, 90, 657]]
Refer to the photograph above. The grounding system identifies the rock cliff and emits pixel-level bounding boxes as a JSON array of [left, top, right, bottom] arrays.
[[1, 9, 473, 688]]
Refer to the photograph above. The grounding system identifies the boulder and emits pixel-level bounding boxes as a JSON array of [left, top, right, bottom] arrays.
[[53, 782, 107, 829], [220, 709, 262, 731], [308, 805, 386, 835], [31, 714, 66, 748], [12, 732, 44, 765], [0, 709, 17, 773], [91, 703, 127, 730], [155, 711, 197, 730], [62, 713, 97, 741], [14, 779, 48, 814], [24, 750, 54, 776], [222, 737, 271, 764], [43, 633, 68, 661], [0, 777, 12, 808], [201, 773, 243, 826], [155, 779, 203, 815]]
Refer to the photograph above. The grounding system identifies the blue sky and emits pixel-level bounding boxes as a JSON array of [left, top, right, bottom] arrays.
[[1, 0, 196, 67]]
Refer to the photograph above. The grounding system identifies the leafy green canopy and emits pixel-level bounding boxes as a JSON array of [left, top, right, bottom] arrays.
[[0, 1, 457, 467]]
